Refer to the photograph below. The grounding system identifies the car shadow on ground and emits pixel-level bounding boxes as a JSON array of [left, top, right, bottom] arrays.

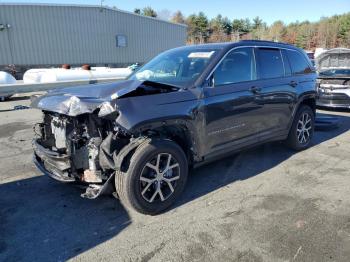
[[174, 111, 350, 209], [0, 176, 130, 262], [0, 112, 349, 261]]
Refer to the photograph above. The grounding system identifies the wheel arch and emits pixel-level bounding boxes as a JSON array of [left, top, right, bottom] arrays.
[[288, 93, 316, 132], [299, 96, 316, 115], [148, 124, 195, 164], [114, 119, 201, 173]]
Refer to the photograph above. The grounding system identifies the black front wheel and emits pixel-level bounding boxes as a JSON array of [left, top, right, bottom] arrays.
[[286, 105, 315, 151], [115, 139, 188, 215]]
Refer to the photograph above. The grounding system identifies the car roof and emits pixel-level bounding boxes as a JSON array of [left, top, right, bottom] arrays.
[[174, 40, 299, 52]]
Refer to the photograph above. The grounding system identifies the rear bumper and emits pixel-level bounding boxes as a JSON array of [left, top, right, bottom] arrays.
[[316, 92, 350, 108], [33, 140, 76, 182]]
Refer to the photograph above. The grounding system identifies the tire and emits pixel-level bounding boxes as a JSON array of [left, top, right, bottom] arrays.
[[286, 105, 315, 151], [115, 139, 188, 215]]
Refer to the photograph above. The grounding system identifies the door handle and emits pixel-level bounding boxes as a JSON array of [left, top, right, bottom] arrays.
[[250, 86, 261, 94], [289, 81, 298, 87]]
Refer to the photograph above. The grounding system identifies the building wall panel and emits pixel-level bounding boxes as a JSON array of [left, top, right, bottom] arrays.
[[0, 4, 187, 66]]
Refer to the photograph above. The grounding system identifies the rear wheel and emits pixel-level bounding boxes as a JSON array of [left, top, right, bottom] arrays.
[[286, 105, 315, 151], [115, 139, 188, 215]]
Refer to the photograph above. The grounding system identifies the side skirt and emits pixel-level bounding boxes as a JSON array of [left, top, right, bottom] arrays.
[[193, 132, 287, 169]]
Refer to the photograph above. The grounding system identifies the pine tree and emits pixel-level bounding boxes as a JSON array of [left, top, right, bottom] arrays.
[[142, 7, 157, 17]]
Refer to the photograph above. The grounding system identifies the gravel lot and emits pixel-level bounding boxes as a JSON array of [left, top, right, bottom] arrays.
[[0, 96, 349, 262]]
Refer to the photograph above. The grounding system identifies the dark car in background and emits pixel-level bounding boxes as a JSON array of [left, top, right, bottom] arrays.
[[316, 48, 350, 109], [32, 40, 317, 214]]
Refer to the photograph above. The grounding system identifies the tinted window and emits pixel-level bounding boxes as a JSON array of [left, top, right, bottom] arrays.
[[286, 50, 312, 75], [213, 47, 255, 86], [257, 48, 284, 79]]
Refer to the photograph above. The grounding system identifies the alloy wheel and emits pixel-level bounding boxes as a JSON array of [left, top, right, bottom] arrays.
[[140, 153, 180, 203], [296, 112, 312, 144]]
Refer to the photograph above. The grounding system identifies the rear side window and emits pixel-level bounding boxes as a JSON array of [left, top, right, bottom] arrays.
[[286, 50, 312, 75], [256, 48, 284, 79], [213, 47, 255, 86]]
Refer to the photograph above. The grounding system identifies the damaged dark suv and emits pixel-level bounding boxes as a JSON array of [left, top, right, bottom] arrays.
[[32, 40, 317, 214], [316, 48, 350, 108]]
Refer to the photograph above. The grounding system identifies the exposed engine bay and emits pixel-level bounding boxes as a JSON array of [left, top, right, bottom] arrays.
[[33, 111, 133, 195], [34, 108, 177, 201]]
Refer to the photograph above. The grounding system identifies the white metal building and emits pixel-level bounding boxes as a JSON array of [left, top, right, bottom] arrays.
[[0, 3, 187, 67]]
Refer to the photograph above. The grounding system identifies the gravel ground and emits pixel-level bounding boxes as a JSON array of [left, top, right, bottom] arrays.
[[0, 96, 349, 262]]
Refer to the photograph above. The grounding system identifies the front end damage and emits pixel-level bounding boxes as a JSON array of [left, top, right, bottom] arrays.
[[317, 78, 350, 108], [33, 111, 135, 198], [31, 80, 182, 198], [316, 48, 350, 108]]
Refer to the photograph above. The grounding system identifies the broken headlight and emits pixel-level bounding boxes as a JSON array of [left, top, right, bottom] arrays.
[[98, 101, 117, 117]]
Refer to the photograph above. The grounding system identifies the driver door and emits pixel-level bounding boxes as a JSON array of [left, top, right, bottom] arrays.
[[203, 47, 264, 155]]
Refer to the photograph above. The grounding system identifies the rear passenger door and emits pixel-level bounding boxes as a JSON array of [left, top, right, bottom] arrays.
[[254, 47, 297, 136], [284, 49, 316, 96]]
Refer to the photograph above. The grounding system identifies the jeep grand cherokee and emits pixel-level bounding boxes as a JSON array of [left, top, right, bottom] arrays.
[[32, 40, 317, 215]]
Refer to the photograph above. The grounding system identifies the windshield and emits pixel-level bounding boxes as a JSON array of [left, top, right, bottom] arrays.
[[129, 48, 219, 88], [319, 69, 350, 76]]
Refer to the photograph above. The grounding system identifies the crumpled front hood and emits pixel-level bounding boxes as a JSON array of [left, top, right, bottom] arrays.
[[316, 48, 350, 71], [31, 80, 143, 116]]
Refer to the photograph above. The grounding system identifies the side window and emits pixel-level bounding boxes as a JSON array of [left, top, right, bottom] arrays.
[[281, 50, 292, 76], [213, 47, 255, 86], [256, 48, 284, 79], [286, 50, 312, 75]]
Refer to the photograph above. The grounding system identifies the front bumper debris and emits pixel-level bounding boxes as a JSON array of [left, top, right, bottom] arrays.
[[33, 140, 76, 182], [33, 139, 116, 198]]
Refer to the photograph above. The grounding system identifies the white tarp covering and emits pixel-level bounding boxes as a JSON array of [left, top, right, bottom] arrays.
[[0, 71, 16, 85], [23, 67, 133, 84]]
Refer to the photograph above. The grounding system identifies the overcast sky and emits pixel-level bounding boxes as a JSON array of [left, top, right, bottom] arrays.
[[2, 0, 350, 24]]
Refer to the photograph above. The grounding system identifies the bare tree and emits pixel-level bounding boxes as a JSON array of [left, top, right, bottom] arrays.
[[171, 11, 185, 24]]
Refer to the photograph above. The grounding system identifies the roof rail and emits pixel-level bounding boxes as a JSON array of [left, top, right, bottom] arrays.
[[239, 39, 291, 46]]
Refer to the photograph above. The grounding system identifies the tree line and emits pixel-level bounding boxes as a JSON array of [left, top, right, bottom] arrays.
[[134, 7, 350, 50]]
